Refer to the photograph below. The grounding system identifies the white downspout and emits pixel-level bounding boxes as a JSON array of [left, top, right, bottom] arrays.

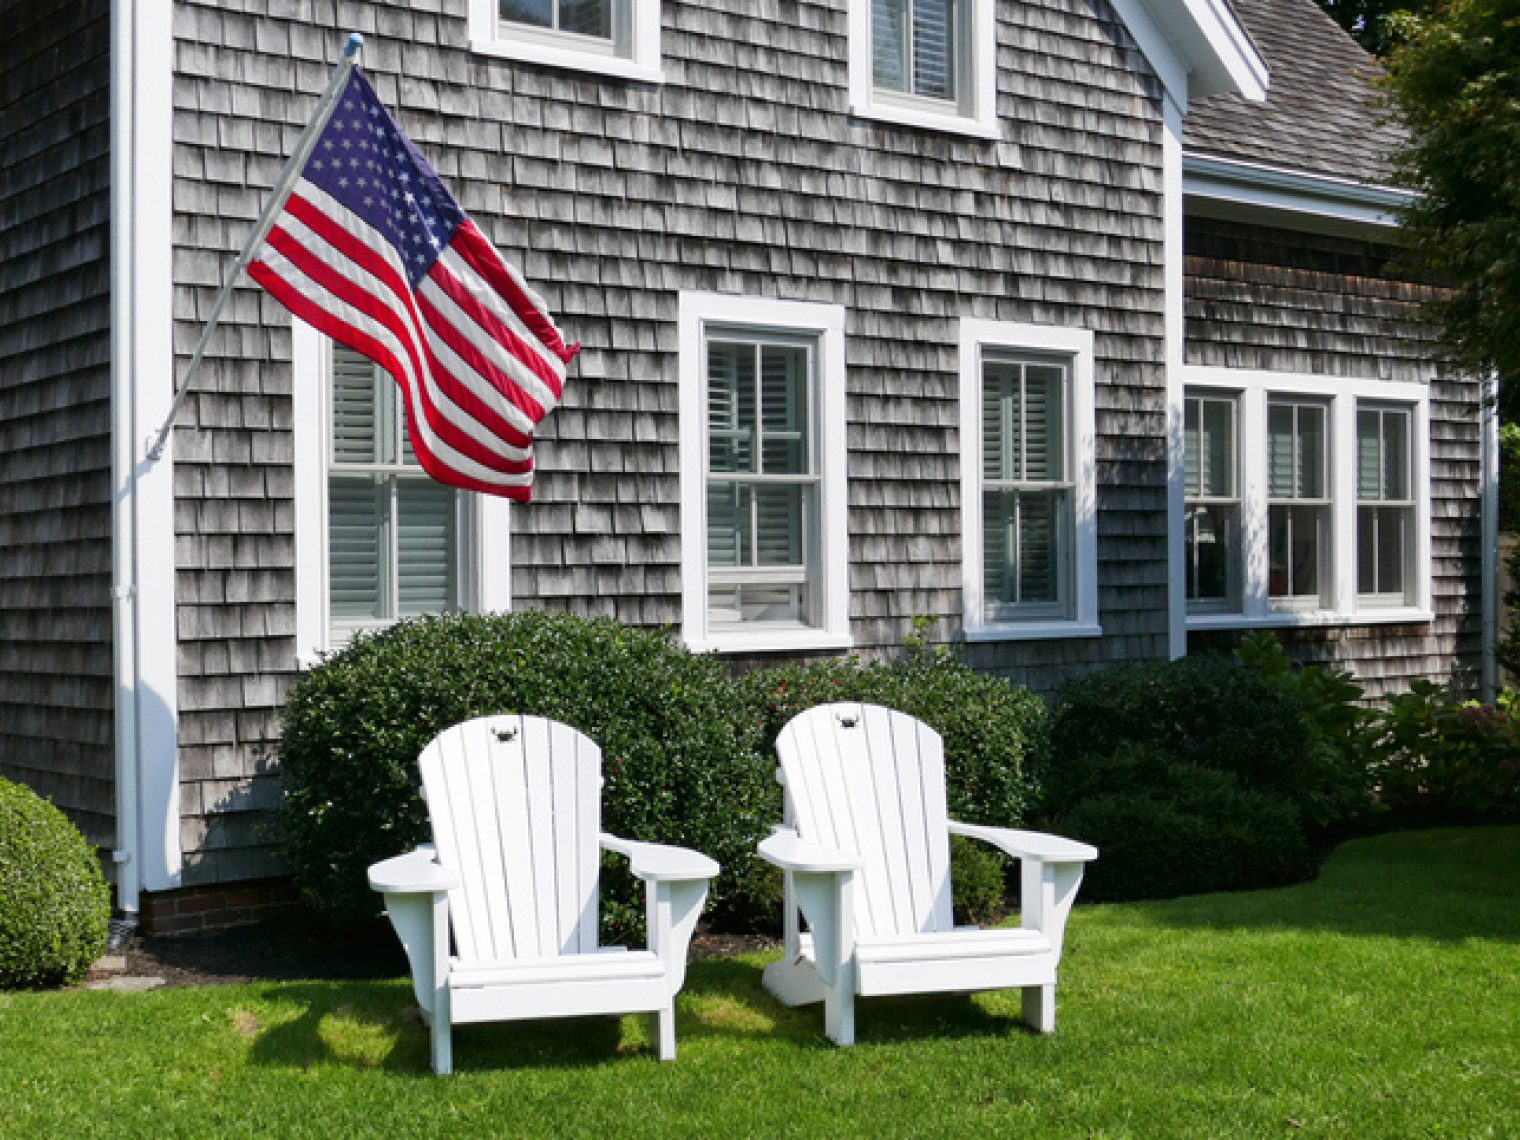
[[1481, 373, 1500, 699], [1163, 92, 1188, 660], [109, 0, 142, 926]]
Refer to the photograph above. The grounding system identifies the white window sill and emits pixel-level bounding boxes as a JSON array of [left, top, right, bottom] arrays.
[[470, 36, 664, 84], [850, 99, 1001, 141], [688, 629, 855, 656], [1187, 608, 1435, 632], [964, 621, 1103, 643]]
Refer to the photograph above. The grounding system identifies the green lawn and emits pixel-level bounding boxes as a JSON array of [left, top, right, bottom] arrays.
[[2, 828, 1516, 1138]]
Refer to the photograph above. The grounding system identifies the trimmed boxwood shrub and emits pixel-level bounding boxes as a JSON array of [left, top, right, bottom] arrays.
[[738, 646, 1047, 916], [0, 776, 111, 989], [275, 612, 776, 937]]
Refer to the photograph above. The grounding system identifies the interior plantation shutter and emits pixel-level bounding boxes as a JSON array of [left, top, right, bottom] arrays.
[[756, 345, 807, 567], [328, 479, 385, 621], [331, 346, 382, 464], [1267, 402, 1295, 498], [1184, 399, 1202, 498], [397, 480, 457, 615], [706, 340, 753, 568], [911, 0, 954, 100]]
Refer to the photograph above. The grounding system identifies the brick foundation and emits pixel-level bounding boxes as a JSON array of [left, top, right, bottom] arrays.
[[136, 878, 305, 936]]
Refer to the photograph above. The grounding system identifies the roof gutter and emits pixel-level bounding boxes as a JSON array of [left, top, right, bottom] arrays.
[[1184, 152, 1416, 230]]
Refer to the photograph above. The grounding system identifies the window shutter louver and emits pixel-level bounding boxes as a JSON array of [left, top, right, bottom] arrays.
[[760, 346, 807, 475], [331, 347, 382, 464], [1184, 398, 1202, 498], [1017, 492, 1059, 603], [912, 0, 954, 100], [1268, 403, 1295, 498]]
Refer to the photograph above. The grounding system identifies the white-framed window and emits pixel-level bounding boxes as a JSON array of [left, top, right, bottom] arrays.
[[848, 0, 998, 138], [1183, 391, 1241, 612], [678, 292, 850, 654], [1267, 397, 1332, 608], [1357, 402, 1416, 606], [960, 319, 1099, 641], [292, 324, 512, 663], [1181, 367, 1432, 631], [468, 0, 662, 83]]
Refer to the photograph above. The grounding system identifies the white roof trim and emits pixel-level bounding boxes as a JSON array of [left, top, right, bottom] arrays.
[[1108, 0, 1270, 110], [1184, 152, 1416, 230]]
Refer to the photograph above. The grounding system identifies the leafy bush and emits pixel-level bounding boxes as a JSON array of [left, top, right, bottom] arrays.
[[1044, 643, 1375, 902], [1055, 754, 1313, 902], [276, 612, 775, 937], [737, 646, 1046, 830], [0, 776, 111, 989], [1371, 682, 1520, 820], [949, 834, 1008, 925]]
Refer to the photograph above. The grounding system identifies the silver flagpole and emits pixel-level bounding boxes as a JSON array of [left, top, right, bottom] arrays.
[[145, 31, 365, 461]]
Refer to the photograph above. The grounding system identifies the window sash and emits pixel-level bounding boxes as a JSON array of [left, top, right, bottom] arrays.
[[498, 0, 626, 55], [1356, 404, 1415, 602], [872, 0, 963, 106], [704, 332, 819, 630]]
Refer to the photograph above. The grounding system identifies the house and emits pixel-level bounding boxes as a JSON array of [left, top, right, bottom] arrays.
[[0, 0, 1494, 932]]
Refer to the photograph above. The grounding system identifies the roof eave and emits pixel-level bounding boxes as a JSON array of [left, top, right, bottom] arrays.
[[1183, 152, 1417, 233], [1109, 0, 1271, 108]]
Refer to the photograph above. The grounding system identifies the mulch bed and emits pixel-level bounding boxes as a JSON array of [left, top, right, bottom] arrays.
[[95, 919, 776, 988]]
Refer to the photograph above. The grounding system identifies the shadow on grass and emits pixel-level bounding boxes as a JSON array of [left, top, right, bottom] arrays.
[[1127, 827, 1520, 945]]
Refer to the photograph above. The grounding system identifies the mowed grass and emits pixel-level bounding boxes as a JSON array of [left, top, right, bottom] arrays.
[[1, 828, 1516, 1138]]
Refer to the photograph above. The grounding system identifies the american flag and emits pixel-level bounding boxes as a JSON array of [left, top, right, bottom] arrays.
[[249, 68, 578, 501]]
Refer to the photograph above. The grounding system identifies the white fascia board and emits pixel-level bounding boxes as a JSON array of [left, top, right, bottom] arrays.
[[1184, 153, 1416, 231], [1108, 0, 1269, 110]]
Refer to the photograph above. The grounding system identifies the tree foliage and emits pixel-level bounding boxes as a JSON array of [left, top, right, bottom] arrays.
[[1318, 0, 1432, 55], [1383, 0, 1520, 414]]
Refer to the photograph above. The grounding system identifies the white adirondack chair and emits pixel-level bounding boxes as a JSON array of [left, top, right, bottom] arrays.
[[367, 714, 719, 1073], [758, 702, 1097, 1046]]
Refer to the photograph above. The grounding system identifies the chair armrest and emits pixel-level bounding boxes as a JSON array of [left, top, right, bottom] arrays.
[[368, 845, 462, 894], [757, 827, 863, 874], [948, 821, 1098, 864], [601, 834, 719, 883]]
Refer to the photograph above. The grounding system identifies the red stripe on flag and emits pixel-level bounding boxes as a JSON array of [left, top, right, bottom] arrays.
[[416, 283, 548, 426], [427, 254, 564, 406], [449, 219, 580, 366], [261, 223, 534, 476]]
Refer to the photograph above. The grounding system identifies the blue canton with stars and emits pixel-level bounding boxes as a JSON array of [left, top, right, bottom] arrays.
[[302, 69, 466, 286]]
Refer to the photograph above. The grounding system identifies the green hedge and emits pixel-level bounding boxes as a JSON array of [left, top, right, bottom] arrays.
[[1371, 682, 1520, 820], [0, 777, 110, 989], [275, 612, 775, 937]]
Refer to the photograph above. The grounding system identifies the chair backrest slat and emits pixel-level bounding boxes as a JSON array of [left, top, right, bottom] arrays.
[[419, 715, 603, 963], [776, 703, 953, 939]]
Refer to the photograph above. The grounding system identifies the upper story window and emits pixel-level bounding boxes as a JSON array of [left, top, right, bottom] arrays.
[[961, 319, 1099, 641], [1184, 392, 1241, 612], [1181, 368, 1431, 632], [678, 293, 850, 654], [1357, 403, 1415, 605], [470, 0, 662, 83], [849, 0, 997, 138]]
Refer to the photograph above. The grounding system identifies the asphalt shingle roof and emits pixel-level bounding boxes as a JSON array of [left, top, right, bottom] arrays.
[[1184, 0, 1406, 185]]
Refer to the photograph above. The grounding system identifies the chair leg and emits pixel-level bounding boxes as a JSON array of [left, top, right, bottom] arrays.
[[823, 977, 855, 1047], [1021, 984, 1055, 1034], [431, 987, 454, 1074], [654, 1003, 677, 1061]]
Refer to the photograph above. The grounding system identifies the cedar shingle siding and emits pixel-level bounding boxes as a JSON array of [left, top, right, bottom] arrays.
[[167, 0, 1173, 883], [0, 0, 116, 846], [1184, 215, 1482, 695]]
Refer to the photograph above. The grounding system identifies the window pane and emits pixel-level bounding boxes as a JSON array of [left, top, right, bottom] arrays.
[[706, 481, 751, 568], [911, 0, 955, 100], [1357, 409, 1381, 500], [983, 488, 1065, 616], [708, 342, 757, 474], [709, 582, 808, 626], [501, 0, 553, 28], [1359, 504, 1409, 597], [1267, 403, 1296, 498], [1017, 489, 1060, 603], [332, 348, 384, 464], [1270, 504, 1325, 599], [1297, 405, 1326, 498], [559, 0, 611, 38], [983, 360, 1016, 482], [329, 478, 385, 621], [1383, 410, 1409, 500], [872, 0, 909, 92], [397, 480, 457, 616], [1024, 365, 1064, 482], [760, 345, 808, 474], [1186, 503, 1238, 604], [1202, 399, 1234, 497]]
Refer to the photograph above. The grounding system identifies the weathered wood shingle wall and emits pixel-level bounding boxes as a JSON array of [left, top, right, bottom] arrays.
[[0, 0, 116, 845], [168, 0, 1172, 884], [1184, 214, 1481, 695]]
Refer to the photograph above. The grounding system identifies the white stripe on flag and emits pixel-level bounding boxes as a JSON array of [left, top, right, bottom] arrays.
[[432, 242, 566, 392]]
